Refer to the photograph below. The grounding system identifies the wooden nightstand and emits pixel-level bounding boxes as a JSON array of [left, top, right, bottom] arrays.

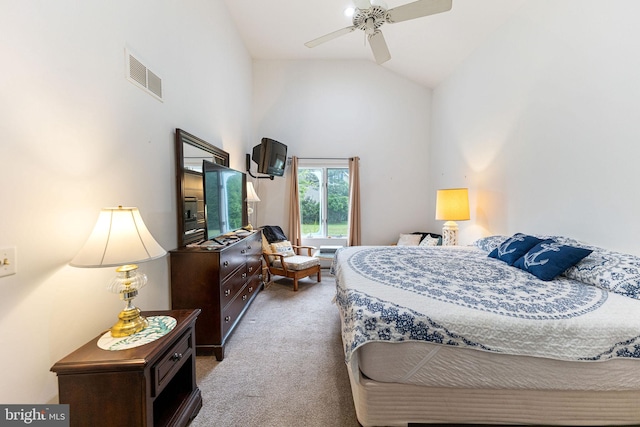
[[51, 309, 202, 427]]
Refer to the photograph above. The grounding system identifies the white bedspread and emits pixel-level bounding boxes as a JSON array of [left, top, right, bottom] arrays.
[[332, 246, 640, 363]]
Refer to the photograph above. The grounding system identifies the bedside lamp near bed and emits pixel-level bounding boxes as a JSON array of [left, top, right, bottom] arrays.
[[435, 188, 470, 246]]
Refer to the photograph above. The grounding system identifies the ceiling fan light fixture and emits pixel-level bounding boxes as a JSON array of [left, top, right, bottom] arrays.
[[353, 0, 372, 9], [344, 7, 356, 17], [370, 0, 388, 9]]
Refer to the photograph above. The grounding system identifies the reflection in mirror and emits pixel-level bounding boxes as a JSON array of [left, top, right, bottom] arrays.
[[183, 142, 223, 172], [175, 129, 229, 247]]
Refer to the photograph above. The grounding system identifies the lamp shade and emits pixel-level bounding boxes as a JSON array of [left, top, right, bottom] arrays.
[[246, 182, 261, 203], [70, 207, 166, 268], [435, 188, 470, 221]]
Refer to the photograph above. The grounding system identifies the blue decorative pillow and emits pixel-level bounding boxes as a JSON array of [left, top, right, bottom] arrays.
[[513, 240, 593, 281], [488, 233, 544, 265]]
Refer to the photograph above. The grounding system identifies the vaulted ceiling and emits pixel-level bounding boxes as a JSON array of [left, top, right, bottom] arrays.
[[222, 0, 526, 88]]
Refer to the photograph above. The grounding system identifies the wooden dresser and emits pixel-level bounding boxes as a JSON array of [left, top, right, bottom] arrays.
[[51, 309, 202, 427], [170, 230, 262, 360]]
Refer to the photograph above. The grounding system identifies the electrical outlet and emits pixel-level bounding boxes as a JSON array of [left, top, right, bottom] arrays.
[[0, 247, 17, 278]]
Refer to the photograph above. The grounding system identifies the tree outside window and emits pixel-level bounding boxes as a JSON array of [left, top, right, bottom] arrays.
[[298, 166, 349, 238]]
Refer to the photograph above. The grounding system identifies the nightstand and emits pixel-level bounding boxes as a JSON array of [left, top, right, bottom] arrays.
[[51, 309, 202, 427]]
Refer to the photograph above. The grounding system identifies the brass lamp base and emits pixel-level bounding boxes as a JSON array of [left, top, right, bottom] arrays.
[[110, 307, 148, 337]]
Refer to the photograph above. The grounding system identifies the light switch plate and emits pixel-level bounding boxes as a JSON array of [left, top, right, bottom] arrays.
[[0, 247, 17, 278]]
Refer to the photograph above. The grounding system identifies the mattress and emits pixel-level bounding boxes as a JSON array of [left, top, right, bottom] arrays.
[[358, 341, 640, 391]]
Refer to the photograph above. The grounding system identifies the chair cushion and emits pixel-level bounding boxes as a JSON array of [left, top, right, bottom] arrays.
[[262, 234, 276, 264], [262, 234, 271, 253], [273, 255, 320, 271]]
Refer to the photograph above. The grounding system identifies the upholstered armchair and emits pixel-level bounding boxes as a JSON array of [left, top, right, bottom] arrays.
[[261, 226, 321, 291]]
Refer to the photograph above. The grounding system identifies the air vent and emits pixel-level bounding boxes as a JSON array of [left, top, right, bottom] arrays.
[[147, 70, 162, 99], [125, 49, 163, 102]]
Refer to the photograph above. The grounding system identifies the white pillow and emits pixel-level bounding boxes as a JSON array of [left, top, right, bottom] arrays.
[[397, 234, 421, 246], [419, 234, 439, 247], [270, 241, 296, 257]]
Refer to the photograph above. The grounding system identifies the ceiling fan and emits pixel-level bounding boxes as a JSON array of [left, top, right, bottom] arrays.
[[305, 0, 452, 65]]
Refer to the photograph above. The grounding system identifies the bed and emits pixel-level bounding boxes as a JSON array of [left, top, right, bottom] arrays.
[[331, 235, 640, 426]]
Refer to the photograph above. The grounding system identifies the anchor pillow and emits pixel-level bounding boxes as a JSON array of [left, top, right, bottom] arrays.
[[513, 240, 593, 281], [488, 233, 544, 265]]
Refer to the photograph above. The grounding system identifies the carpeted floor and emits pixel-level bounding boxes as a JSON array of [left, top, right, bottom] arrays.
[[190, 274, 359, 427]]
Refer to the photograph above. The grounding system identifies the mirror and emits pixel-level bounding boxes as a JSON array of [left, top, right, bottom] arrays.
[[175, 129, 229, 247]]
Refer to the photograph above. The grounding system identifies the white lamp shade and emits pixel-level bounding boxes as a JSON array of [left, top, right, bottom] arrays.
[[70, 207, 167, 268], [435, 188, 470, 221], [246, 182, 261, 203]]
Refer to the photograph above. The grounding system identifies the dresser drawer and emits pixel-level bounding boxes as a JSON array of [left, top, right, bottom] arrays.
[[221, 284, 258, 337], [152, 331, 193, 397], [244, 236, 261, 257], [219, 244, 246, 280], [247, 257, 261, 278], [220, 267, 249, 308]]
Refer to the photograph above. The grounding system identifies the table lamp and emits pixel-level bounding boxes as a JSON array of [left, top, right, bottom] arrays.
[[245, 181, 261, 230], [70, 206, 167, 337], [435, 188, 470, 246]]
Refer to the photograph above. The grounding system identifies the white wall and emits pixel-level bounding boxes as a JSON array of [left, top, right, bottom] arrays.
[[0, 0, 252, 403], [430, 0, 640, 254], [251, 60, 433, 245]]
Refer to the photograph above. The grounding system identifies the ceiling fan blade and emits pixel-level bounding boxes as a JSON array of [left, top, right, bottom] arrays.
[[368, 31, 391, 64], [305, 26, 357, 48], [386, 0, 452, 24]]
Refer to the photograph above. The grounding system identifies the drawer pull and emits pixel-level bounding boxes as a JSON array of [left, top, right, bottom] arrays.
[[247, 245, 252, 250], [242, 272, 247, 279], [248, 286, 253, 292], [242, 295, 247, 301], [170, 352, 183, 362], [223, 261, 229, 267], [225, 316, 231, 322], [241, 249, 246, 254], [248, 266, 253, 272], [224, 289, 230, 297]]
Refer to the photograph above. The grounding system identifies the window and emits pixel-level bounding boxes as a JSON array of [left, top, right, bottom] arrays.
[[298, 161, 349, 238]]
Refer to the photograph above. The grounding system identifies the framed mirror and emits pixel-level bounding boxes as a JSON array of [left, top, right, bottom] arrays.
[[175, 128, 229, 247]]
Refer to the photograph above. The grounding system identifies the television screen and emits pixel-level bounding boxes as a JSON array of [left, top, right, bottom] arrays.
[[202, 160, 247, 240], [252, 138, 287, 177]]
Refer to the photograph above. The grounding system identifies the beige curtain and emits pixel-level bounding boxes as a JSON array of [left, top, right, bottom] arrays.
[[288, 156, 302, 249], [348, 156, 361, 246]]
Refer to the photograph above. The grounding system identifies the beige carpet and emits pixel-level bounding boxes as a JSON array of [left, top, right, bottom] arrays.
[[190, 275, 359, 427]]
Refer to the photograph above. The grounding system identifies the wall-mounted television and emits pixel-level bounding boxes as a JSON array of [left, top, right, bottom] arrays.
[[252, 138, 287, 177], [202, 160, 247, 240]]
